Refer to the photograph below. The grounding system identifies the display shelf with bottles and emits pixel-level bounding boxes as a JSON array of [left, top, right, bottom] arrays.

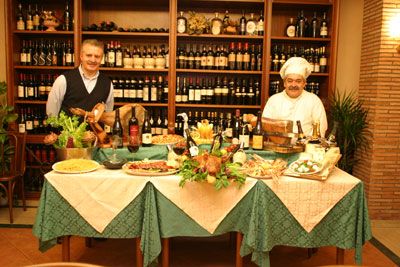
[[6, 0, 339, 199], [267, 0, 338, 106]]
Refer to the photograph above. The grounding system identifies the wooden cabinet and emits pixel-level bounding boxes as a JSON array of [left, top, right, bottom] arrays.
[[5, 0, 338, 197]]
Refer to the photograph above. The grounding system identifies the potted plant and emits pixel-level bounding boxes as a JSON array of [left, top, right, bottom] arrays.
[[0, 81, 18, 204], [44, 111, 96, 160], [329, 91, 369, 174]]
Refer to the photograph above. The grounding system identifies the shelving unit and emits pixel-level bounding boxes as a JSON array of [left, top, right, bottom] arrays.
[[5, 0, 338, 197]]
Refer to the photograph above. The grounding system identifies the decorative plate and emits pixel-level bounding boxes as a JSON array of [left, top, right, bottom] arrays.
[[52, 159, 100, 174]]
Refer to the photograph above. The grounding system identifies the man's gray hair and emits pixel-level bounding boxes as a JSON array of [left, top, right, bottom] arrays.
[[81, 39, 104, 52]]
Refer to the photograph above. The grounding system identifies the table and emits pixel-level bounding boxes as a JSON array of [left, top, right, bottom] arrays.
[[33, 148, 372, 267], [33, 178, 371, 266]]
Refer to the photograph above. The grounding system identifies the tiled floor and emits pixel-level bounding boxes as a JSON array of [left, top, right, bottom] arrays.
[[0, 205, 399, 267]]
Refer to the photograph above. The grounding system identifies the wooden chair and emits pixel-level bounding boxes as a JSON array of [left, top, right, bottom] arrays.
[[0, 131, 27, 223], [24, 262, 104, 267]]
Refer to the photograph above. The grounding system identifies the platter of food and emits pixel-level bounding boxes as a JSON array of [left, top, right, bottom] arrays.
[[289, 159, 322, 175], [52, 159, 100, 174], [122, 160, 178, 176], [151, 134, 185, 145], [241, 155, 287, 179]]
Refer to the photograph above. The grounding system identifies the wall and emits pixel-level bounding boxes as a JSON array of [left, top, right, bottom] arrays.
[[335, 0, 364, 95], [354, 0, 400, 219]]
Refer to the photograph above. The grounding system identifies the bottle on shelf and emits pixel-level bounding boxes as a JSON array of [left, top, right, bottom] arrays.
[[211, 12, 223, 35], [239, 11, 246, 35], [311, 12, 318, 38], [252, 111, 264, 150], [177, 11, 187, 33], [26, 4, 34, 31], [239, 116, 250, 150], [286, 17, 296, 37], [32, 4, 41, 31], [142, 110, 152, 147], [63, 0, 72, 31], [246, 13, 257, 35], [257, 10, 264, 36], [112, 108, 123, 148], [16, 3, 25, 30], [320, 12, 328, 38]]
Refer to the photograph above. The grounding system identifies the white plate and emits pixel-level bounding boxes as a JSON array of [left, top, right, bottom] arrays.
[[122, 160, 178, 176], [52, 159, 100, 174], [289, 159, 322, 175]]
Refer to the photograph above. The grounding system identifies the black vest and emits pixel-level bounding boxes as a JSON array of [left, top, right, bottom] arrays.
[[61, 68, 111, 116]]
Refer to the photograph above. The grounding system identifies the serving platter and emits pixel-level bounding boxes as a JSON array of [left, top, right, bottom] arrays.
[[52, 159, 100, 174], [122, 160, 178, 176], [151, 134, 185, 145], [288, 159, 322, 175]]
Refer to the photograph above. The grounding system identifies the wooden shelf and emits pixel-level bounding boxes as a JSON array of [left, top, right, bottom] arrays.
[[82, 31, 169, 37], [272, 0, 333, 6], [99, 67, 168, 72], [115, 102, 168, 107], [271, 36, 331, 42], [15, 100, 47, 104], [177, 33, 264, 40], [14, 66, 74, 70], [13, 30, 74, 35], [269, 71, 329, 76], [176, 69, 262, 75]]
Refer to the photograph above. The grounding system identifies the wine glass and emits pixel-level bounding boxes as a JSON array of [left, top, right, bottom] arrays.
[[109, 135, 123, 164], [172, 141, 186, 155]]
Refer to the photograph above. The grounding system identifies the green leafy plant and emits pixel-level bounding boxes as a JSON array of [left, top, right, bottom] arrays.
[[0, 81, 18, 176], [46, 111, 89, 149], [330, 91, 369, 174]]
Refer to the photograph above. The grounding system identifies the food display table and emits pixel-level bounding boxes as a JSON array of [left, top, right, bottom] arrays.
[[33, 147, 371, 267]]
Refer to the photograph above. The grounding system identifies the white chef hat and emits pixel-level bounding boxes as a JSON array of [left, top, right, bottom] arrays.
[[279, 57, 313, 80]]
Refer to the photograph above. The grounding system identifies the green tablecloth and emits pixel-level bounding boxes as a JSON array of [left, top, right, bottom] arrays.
[[33, 179, 371, 267]]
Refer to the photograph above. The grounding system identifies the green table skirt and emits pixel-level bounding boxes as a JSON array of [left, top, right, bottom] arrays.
[[33, 180, 371, 267]]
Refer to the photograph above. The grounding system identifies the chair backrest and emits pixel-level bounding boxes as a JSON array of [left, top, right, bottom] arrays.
[[0, 131, 26, 177]]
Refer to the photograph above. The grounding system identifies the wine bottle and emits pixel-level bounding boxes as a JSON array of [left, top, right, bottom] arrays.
[[297, 10, 306, 37], [211, 12, 223, 35], [320, 12, 328, 38], [185, 128, 198, 157], [296, 120, 306, 145], [177, 11, 187, 33], [252, 111, 264, 150], [16, 3, 25, 30], [257, 11, 264, 36], [232, 109, 241, 145], [128, 107, 140, 152], [245, 13, 256, 35], [239, 11, 246, 35], [63, 0, 72, 31], [26, 4, 34, 31], [311, 12, 318, 38], [239, 117, 250, 150], [309, 120, 322, 144], [142, 110, 152, 147], [228, 42, 236, 70], [112, 109, 123, 148], [18, 108, 26, 133], [33, 4, 41, 31], [211, 130, 223, 154], [326, 121, 338, 146], [286, 17, 296, 37]]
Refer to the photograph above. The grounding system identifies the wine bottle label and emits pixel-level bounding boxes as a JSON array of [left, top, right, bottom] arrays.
[[188, 90, 195, 101], [225, 127, 232, 138], [130, 125, 139, 136], [17, 20, 25, 30], [257, 21, 264, 33], [39, 86, 46, 96], [206, 56, 214, 67], [246, 21, 256, 35], [181, 95, 188, 102], [243, 54, 250, 63], [189, 146, 199, 157], [194, 90, 201, 101], [239, 134, 250, 148], [320, 26, 328, 37], [252, 135, 263, 149], [177, 19, 186, 33], [26, 121, 33, 130], [18, 123, 26, 133], [175, 95, 182, 102], [26, 20, 33, 30], [286, 25, 296, 37], [142, 133, 152, 144], [20, 53, 27, 63], [108, 52, 115, 63], [162, 128, 168, 135], [104, 124, 111, 134], [116, 52, 123, 66], [28, 87, 34, 97], [18, 86, 24, 98], [236, 53, 243, 62], [320, 57, 327, 66]]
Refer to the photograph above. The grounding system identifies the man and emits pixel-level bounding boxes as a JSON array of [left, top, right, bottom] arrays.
[[262, 56, 328, 138], [46, 39, 114, 116]]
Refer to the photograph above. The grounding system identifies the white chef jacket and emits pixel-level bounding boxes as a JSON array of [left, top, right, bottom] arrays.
[[262, 90, 328, 137]]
